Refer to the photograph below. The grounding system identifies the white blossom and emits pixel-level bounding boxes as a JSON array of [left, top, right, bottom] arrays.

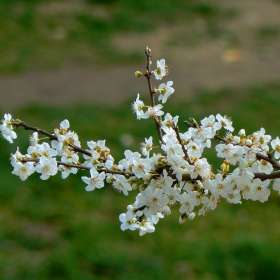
[[140, 137, 153, 157], [12, 161, 35, 181], [0, 113, 17, 143], [35, 156, 58, 180], [253, 128, 271, 151], [271, 136, 280, 159], [154, 58, 167, 80], [158, 81, 174, 103], [113, 175, 132, 196], [216, 114, 234, 132], [132, 94, 146, 120], [81, 168, 105, 191]]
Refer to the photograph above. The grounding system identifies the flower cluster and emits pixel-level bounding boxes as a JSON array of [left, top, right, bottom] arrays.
[[2, 47, 280, 236]]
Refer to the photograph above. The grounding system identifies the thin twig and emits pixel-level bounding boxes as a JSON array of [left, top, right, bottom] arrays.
[[25, 158, 135, 177], [172, 124, 192, 164], [144, 47, 164, 144], [13, 120, 92, 157]]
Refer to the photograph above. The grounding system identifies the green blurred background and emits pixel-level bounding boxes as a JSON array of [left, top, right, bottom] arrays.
[[1, 0, 280, 279]]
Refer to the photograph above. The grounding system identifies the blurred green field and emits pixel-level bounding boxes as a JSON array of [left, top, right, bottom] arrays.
[[1, 83, 280, 279], [0, 0, 236, 73]]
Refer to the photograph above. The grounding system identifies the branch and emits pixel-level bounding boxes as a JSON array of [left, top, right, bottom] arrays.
[[13, 120, 92, 157], [172, 124, 192, 164]]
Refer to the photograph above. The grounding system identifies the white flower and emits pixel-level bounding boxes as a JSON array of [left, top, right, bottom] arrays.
[[29, 132, 39, 146], [216, 114, 234, 132], [81, 168, 105, 191], [201, 115, 222, 132], [146, 104, 164, 118], [86, 140, 109, 155], [59, 165, 78, 179], [168, 154, 194, 181], [0, 113, 17, 143], [242, 183, 255, 200], [162, 127, 177, 143], [10, 147, 25, 167], [27, 142, 57, 159], [131, 157, 151, 178], [161, 138, 184, 158], [83, 150, 100, 168], [53, 119, 70, 137], [273, 179, 280, 195], [161, 113, 179, 133], [52, 131, 80, 155], [255, 159, 273, 175], [216, 143, 244, 165], [243, 146, 260, 162], [119, 212, 138, 231], [253, 128, 271, 151], [223, 185, 241, 204], [59, 150, 79, 179], [51, 119, 80, 155], [112, 175, 132, 196], [152, 169, 173, 193], [206, 173, 225, 197], [140, 137, 153, 157], [138, 219, 155, 236], [35, 156, 58, 180], [132, 94, 146, 120], [137, 187, 168, 216], [198, 195, 218, 216], [104, 155, 114, 169], [186, 141, 202, 159], [12, 161, 35, 181], [271, 136, 280, 159], [43, 144, 58, 158], [154, 58, 168, 80], [179, 192, 197, 214], [158, 81, 174, 103], [252, 178, 270, 203], [191, 158, 211, 180]]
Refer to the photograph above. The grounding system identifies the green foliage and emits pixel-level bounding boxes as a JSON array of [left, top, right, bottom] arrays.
[[1, 83, 280, 279]]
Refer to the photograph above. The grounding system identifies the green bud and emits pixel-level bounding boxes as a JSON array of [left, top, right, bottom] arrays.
[[135, 71, 144, 78]]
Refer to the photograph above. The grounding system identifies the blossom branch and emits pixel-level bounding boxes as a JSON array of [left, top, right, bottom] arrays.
[[3, 47, 280, 236]]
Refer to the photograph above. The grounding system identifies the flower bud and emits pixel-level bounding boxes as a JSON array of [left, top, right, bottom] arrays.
[[106, 174, 114, 183], [188, 212, 196, 220], [179, 213, 187, 224], [233, 136, 240, 143], [161, 206, 171, 215], [238, 129, 246, 137], [245, 139, 252, 146], [135, 71, 144, 78]]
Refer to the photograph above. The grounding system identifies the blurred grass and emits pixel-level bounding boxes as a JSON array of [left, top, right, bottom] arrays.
[[1, 83, 280, 279], [0, 0, 235, 73]]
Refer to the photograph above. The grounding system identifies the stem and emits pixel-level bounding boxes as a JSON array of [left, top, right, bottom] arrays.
[[58, 161, 135, 177], [25, 158, 135, 177], [172, 124, 192, 164], [144, 47, 164, 144], [15, 120, 57, 140]]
